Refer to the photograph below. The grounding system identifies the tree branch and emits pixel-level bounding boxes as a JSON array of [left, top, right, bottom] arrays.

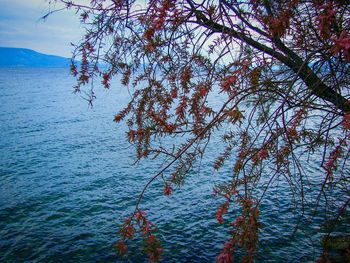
[[190, 7, 350, 113]]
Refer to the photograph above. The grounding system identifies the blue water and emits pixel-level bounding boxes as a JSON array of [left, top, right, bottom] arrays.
[[0, 68, 347, 262]]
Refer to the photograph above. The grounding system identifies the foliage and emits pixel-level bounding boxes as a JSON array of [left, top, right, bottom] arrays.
[[53, 0, 350, 262]]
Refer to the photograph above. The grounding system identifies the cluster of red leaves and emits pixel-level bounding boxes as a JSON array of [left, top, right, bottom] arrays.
[[142, 0, 176, 52], [197, 83, 209, 98], [229, 197, 260, 263], [127, 129, 145, 143], [143, 28, 155, 42], [175, 96, 188, 120], [215, 194, 260, 263], [343, 113, 350, 131], [102, 72, 111, 89], [221, 75, 238, 94], [180, 66, 192, 91], [249, 67, 261, 86], [170, 87, 178, 99], [227, 108, 244, 124], [114, 102, 133, 123], [252, 147, 269, 164], [190, 85, 212, 130], [276, 146, 291, 165], [75, 42, 96, 86], [148, 110, 176, 133], [264, 12, 291, 38], [287, 108, 306, 141], [213, 187, 236, 225], [332, 31, 350, 62], [115, 240, 128, 254], [115, 218, 135, 255], [258, 148, 269, 160], [145, 234, 163, 262], [323, 139, 346, 178], [220, 61, 251, 95], [70, 63, 78, 77], [163, 184, 173, 196], [78, 48, 90, 84], [119, 220, 135, 239], [217, 239, 235, 263], [213, 145, 233, 170], [313, 1, 350, 62], [115, 210, 163, 262], [153, 0, 175, 30], [316, 2, 336, 39], [234, 144, 249, 174], [259, 0, 299, 38], [216, 201, 230, 224]]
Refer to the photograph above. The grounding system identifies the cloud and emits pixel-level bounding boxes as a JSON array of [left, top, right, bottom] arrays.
[[0, 0, 84, 57]]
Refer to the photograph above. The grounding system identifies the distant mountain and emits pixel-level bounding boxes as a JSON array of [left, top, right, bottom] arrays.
[[0, 47, 71, 68]]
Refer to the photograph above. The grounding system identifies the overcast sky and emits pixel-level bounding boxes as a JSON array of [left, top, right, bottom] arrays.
[[0, 0, 83, 57]]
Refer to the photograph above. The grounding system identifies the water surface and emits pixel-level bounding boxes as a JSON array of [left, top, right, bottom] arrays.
[[0, 68, 346, 262]]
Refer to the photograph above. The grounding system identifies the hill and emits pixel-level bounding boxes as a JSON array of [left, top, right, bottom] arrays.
[[0, 47, 70, 67]]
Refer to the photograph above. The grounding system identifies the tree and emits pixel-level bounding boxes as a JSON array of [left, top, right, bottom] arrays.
[[53, 0, 350, 262]]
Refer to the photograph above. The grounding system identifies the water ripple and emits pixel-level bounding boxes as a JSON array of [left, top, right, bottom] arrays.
[[1, 68, 349, 262]]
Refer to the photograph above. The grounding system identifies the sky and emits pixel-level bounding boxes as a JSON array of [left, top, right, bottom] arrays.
[[0, 0, 83, 57]]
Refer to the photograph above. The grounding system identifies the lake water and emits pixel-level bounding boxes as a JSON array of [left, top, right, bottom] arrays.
[[0, 68, 347, 262]]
